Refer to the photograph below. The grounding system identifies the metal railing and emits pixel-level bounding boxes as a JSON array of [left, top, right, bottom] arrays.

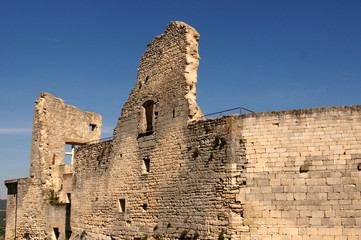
[[82, 108, 254, 144], [86, 136, 114, 144], [204, 107, 255, 118]]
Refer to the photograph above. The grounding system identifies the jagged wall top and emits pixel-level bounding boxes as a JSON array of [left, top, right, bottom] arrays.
[[120, 21, 204, 121], [30, 92, 102, 181]]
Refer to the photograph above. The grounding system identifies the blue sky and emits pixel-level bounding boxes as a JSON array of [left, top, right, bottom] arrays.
[[1, 0, 360, 199]]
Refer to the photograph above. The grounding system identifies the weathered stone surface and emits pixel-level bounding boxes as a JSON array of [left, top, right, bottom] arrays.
[[5, 93, 102, 240], [5, 22, 361, 239]]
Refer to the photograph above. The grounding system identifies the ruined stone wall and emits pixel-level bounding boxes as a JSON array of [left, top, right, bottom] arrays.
[[70, 140, 113, 239], [5, 93, 103, 240], [117, 21, 203, 129], [4, 180, 18, 240], [70, 117, 245, 239], [9, 103, 361, 239], [70, 105, 361, 239], [51, 22, 361, 239], [5, 21, 361, 240], [30, 92, 102, 189], [5, 178, 47, 240], [236, 105, 361, 239]]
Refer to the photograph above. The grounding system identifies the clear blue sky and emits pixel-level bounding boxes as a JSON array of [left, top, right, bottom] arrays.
[[1, 0, 360, 199]]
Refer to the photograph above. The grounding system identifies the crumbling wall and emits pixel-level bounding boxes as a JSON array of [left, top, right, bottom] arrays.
[[68, 22, 244, 239], [4, 180, 17, 240], [5, 93, 102, 240], [5, 178, 47, 240], [70, 140, 113, 239], [236, 105, 361, 239], [30, 92, 102, 189], [71, 117, 245, 239], [66, 22, 361, 239], [118, 21, 203, 126], [5, 21, 361, 240]]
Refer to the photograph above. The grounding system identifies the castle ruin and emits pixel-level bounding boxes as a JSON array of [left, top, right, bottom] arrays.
[[5, 21, 361, 240]]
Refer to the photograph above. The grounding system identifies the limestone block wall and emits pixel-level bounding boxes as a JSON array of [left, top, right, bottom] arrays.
[[70, 140, 113, 239], [65, 21, 229, 239], [5, 178, 47, 240], [30, 92, 102, 190], [236, 105, 361, 239], [5, 21, 361, 240], [5, 173, 73, 240], [70, 117, 246, 239], [63, 21, 361, 239], [5, 93, 103, 240], [118, 21, 203, 130], [4, 180, 17, 240], [9, 103, 361, 240]]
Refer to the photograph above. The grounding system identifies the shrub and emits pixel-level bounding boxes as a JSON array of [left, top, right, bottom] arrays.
[[193, 148, 200, 158], [214, 136, 220, 146], [180, 230, 188, 239], [218, 230, 224, 240], [220, 138, 227, 149]]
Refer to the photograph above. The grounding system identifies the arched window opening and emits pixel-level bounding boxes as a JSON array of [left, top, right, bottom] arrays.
[[143, 100, 154, 132]]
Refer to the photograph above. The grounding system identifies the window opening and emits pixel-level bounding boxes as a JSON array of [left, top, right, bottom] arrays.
[[300, 164, 309, 173], [272, 122, 279, 127], [172, 109, 175, 118], [65, 144, 81, 165], [118, 199, 126, 213], [143, 158, 150, 173], [66, 193, 71, 203], [142, 203, 148, 211], [65, 195, 72, 239], [6, 182, 17, 195], [89, 124, 96, 131], [53, 228, 60, 240], [143, 100, 154, 132]]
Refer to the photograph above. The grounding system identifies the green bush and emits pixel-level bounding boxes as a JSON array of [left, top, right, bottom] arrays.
[[180, 230, 188, 239], [193, 148, 200, 158], [218, 230, 224, 240]]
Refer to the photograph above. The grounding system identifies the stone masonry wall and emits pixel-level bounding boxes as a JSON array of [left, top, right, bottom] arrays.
[[70, 104, 361, 239], [5, 178, 47, 240], [236, 105, 361, 239], [71, 140, 113, 239], [43, 22, 361, 239], [71, 117, 245, 239], [5, 93, 103, 240], [30, 92, 102, 190], [5, 21, 361, 240]]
